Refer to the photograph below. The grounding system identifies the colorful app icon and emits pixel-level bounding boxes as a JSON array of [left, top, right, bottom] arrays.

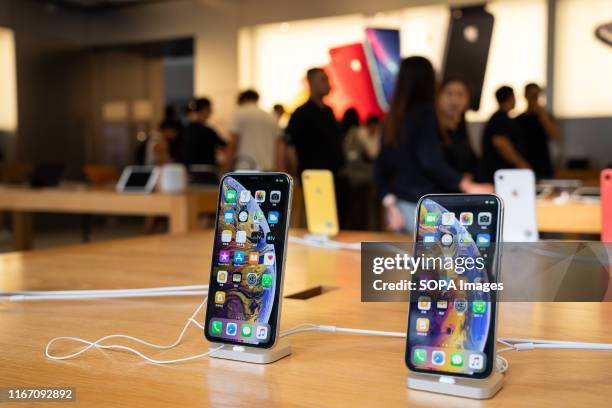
[[473, 300, 487, 314], [255, 190, 266, 203], [241, 324, 252, 337], [219, 250, 230, 263], [413, 348, 427, 364], [233, 251, 245, 264], [416, 318, 429, 333], [476, 233, 490, 247], [232, 272, 242, 283], [478, 212, 492, 226], [215, 291, 226, 304], [223, 210, 234, 223], [441, 233, 453, 246], [263, 253, 275, 266], [225, 322, 237, 336], [211, 320, 222, 334], [270, 190, 281, 203], [432, 350, 445, 365], [256, 326, 268, 340], [417, 296, 431, 311], [268, 211, 279, 224], [248, 252, 259, 264], [423, 233, 436, 244], [239, 190, 251, 204], [236, 231, 247, 244], [217, 270, 228, 284], [246, 272, 258, 286], [238, 210, 249, 222], [469, 354, 484, 370], [225, 189, 237, 203], [442, 212, 456, 226], [436, 300, 448, 310], [454, 299, 468, 314], [458, 233, 471, 246], [221, 230, 232, 243], [460, 212, 473, 225], [451, 353, 464, 367], [261, 274, 273, 287], [425, 212, 437, 225], [253, 210, 264, 223]]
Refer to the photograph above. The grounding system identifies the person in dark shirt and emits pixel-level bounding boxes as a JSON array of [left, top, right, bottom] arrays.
[[160, 105, 184, 164], [438, 77, 478, 175], [515, 83, 560, 179], [183, 97, 226, 168], [375, 57, 492, 233], [282, 67, 344, 176], [478, 86, 530, 182]]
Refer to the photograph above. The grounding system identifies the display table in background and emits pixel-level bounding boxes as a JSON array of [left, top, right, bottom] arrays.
[[0, 184, 218, 250]]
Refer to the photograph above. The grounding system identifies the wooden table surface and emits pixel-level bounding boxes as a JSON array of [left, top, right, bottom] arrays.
[[1, 231, 611, 407]]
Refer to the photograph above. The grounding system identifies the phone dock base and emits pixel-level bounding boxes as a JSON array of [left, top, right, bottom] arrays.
[[407, 370, 503, 399], [208, 340, 291, 364]]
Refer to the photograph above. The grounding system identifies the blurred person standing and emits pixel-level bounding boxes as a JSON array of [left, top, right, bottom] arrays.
[[515, 83, 560, 179], [340, 108, 379, 230], [227, 90, 281, 171], [478, 86, 530, 182], [282, 67, 347, 227], [375, 57, 492, 234], [282, 68, 344, 176], [273, 104, 288, 129], [159, 105, 184, 164], [438, 78, 478, 176], [183, 97, 227, 169]]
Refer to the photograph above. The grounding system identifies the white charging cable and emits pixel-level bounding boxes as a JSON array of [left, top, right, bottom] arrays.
[[1, 284, 209, 302], [288, 235, 361, 250], [45, 294, 224, 364], [44, 300, 612, 372]]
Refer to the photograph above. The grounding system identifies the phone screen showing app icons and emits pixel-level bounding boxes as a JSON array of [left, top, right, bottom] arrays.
[[207, 174, 290, 348]]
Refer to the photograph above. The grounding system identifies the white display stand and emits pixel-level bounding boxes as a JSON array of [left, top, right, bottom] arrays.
[[407, 371, 504, 400], [208, 340, 291, 364]]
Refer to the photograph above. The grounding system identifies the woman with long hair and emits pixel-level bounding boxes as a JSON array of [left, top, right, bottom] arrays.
[[374, 57, 492, 233], [438, 77, 478, 176]]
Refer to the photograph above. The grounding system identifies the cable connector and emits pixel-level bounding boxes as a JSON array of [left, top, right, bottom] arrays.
[[514, 343, 536, 351]]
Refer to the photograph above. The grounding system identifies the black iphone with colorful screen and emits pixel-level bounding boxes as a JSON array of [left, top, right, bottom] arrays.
[[406, 194, 503, 379], [204, 173, 293, 348]]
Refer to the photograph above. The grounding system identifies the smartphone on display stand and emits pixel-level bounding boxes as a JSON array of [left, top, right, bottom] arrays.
[[204, 172, 293, 348], [494, 169, 538, 242], [301, 169, 339, 237], [405, 194, 503, 380]]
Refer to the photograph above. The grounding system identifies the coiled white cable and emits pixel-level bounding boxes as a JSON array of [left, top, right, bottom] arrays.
[[45, 294, 224, 364]]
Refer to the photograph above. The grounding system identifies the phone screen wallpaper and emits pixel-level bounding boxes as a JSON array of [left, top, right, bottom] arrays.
[[408, 197, 498, 376]]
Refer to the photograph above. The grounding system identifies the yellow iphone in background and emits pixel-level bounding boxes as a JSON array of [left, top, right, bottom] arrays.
[[301, 170, 339, 237]]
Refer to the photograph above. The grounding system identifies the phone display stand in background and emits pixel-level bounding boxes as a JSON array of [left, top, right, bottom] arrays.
[[208, 340, 291, 364], [407, 371, 504, 400]]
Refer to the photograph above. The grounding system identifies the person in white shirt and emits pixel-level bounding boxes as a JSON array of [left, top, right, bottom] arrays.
[[228, 90, 281, 171]]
